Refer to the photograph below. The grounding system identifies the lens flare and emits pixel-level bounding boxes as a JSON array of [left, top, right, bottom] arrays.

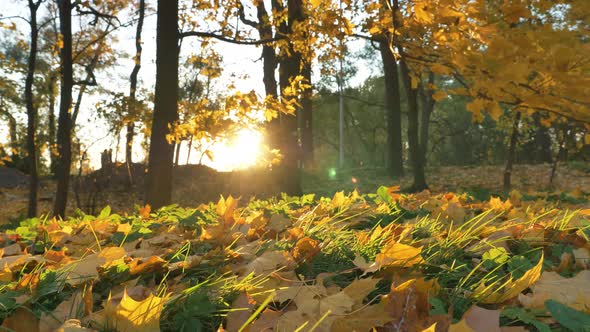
[[206, 129, 263, 171]]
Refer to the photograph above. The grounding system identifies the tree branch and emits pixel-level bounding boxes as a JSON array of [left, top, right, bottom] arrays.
[[237, 1, 259, 29], [179, 31, 283, 45]]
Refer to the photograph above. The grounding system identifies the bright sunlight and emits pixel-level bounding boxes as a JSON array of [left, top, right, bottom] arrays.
[[204, 129, 264, 172]]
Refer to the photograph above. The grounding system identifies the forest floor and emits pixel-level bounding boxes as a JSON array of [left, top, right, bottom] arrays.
[[0, 163, 589, 331], [1, 162, 588, 225]]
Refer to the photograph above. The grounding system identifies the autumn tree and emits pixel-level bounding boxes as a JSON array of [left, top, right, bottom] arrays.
[[53, 0, 128, 217], [125, 0, 145, 179], [145, 0, 179, 209], [378, 34, 403, 178], [53, 0, 73, 218]]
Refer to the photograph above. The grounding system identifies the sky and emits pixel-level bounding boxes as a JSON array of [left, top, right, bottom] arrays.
[[0, 0, 373, 171]]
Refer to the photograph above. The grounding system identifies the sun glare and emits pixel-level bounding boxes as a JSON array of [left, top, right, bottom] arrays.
[[205, 129, 263, 172]]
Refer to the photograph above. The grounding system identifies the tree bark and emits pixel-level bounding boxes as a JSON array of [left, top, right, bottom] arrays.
[[145, 0, 179, 209], [419, 72, 435, 166], [257, 1, 277, 98], [47, 73, 57, 176], [126, 0, 145, 172], [379, 37, 403, 178], [186, 135, 193, 165], [400, 60, 428, 192], [71, 42, 103, 126], [273, 0, 304, 196], [503, 111, 521, 192], [54, 0, 74, 218], [301, 63, 313, 168], [25, 0, 42, 218]]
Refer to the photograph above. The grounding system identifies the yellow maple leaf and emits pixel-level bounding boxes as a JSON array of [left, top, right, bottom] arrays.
[[309, 0, 321, 9], [375, 242, 424, 269], [0, 263, 12, 282], [414, 2, 433, 24], [330, 300, 394, 332], [369, 25, 382, 35], [100, 290, 168, 332], [473, 253, 543, 304]]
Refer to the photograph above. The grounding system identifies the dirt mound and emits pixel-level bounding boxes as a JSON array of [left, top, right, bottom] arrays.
[[0, 167, 28, 188]]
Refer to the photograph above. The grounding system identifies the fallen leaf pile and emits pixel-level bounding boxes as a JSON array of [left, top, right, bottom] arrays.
[[0, 187, 589, 331]]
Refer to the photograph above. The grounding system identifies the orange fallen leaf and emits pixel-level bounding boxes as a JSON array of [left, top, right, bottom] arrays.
[[129, 256, 166, 275], [292, 236, 320, 261], [139, 205, 151, 219], [1, 307, 40, 332]]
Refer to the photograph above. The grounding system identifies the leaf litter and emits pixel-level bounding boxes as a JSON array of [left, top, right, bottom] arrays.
[[0, 187, 589, 331]]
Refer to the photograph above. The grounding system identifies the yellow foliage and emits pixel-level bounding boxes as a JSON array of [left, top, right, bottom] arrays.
[[473, 253, 543, 304], [375, 242, 424, 269]]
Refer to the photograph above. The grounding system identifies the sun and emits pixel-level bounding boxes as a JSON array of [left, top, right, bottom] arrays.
[[204, 129, 263, 171]]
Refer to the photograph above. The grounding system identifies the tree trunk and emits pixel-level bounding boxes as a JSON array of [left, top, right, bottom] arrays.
[[400, 60, 427, 192], [257, 1, 277, 98], [533, 115, 553, 164], [301, 63, 313, 168], [145, 0, 179, 209], [419, 72, 435, 166], [273, 0, 303, 196], [186, 135, 193, 165], [379, 37, 403, 178], [25, 0, 41, 218], [47, 73, 57, 176], [503, 111, 521, 192], [126, 0, 145, 178], [71, 43, 103, 126], [53, 0, 73, 218]]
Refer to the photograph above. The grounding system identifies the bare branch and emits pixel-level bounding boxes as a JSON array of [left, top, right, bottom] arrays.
[[237, 1, 258, 29], [179, 30, 284, 45]]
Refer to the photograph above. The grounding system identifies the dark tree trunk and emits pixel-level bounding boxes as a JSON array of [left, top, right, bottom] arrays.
[[25, 0, 42, 218], [400, 60, 427, 192], [379, 38, 403, 178], [419, 72, 435, 166], [301, 63, 313, 168], [126, 0, 145, 173], [550, 125, 569, 185], [503, 111, 521, 192], [145, 0, 179, 209], [273, 0, 304, 196], [257, 1, 277, 98], [47, 73, 57, 176], [533, 115, 553, 164], [71, 44, 103, 125], [54, 0, 73, 218]]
